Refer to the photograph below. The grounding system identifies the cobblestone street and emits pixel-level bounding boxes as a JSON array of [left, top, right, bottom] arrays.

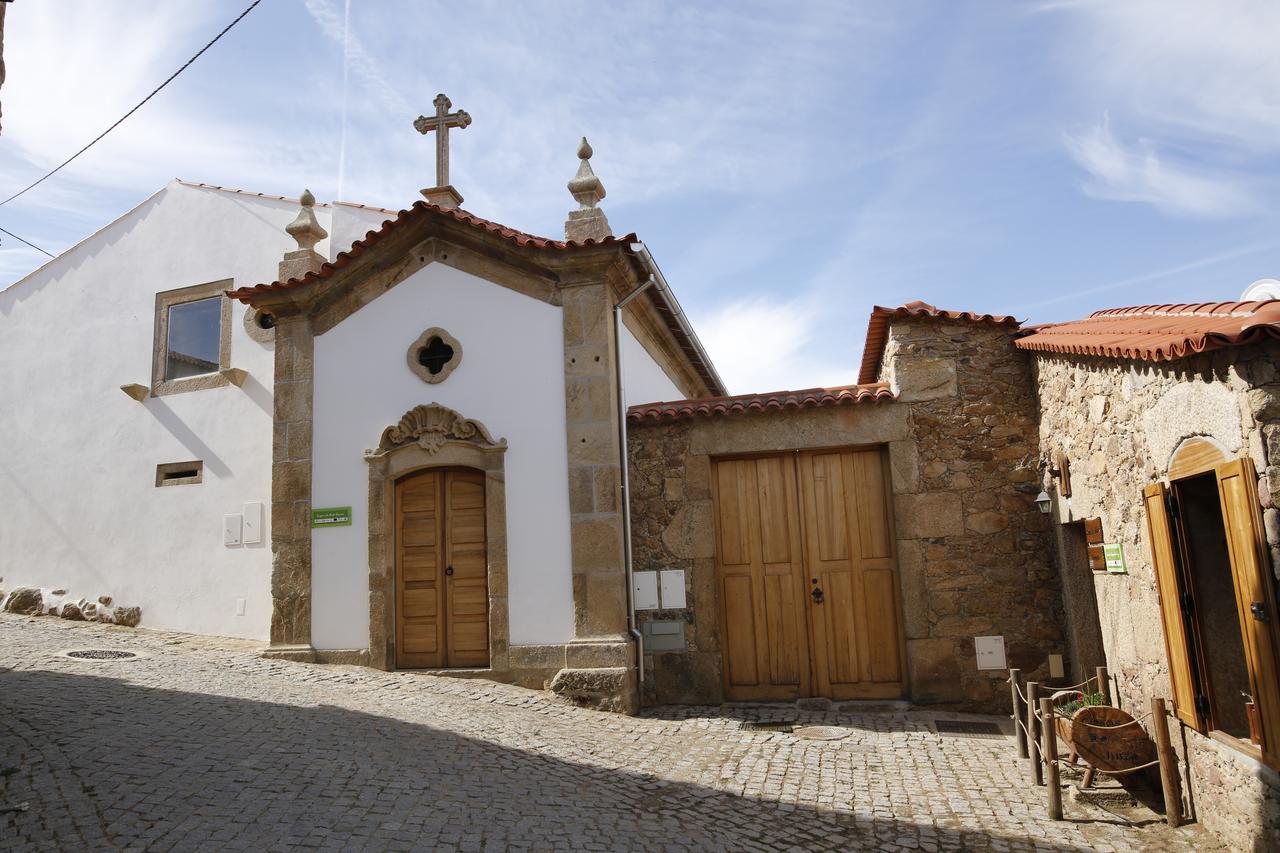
[[1, 614, 1219, 851]]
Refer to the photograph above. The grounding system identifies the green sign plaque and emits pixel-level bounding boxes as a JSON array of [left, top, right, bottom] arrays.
[[311, 506, 352, 528], [1103, 542, 1127, 574]]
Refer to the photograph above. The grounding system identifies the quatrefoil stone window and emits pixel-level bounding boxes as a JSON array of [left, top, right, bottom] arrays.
[[406, 327, 462, 384]]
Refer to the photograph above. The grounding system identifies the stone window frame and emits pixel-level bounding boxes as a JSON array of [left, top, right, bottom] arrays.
[[364, 404, 509, 674], [406, 327, 462, 384], [151, 279, 234, 396]]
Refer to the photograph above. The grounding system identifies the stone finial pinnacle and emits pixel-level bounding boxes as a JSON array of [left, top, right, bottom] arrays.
[[567, 136, 606, 211], [564, 137, 612, 241], [278, 188, 329, 282], [285, 188, 328, 253]]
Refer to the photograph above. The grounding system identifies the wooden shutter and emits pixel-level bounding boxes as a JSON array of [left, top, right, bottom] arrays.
[[1143, 481, 1201, 728], [1215, 458, 1280, 767]]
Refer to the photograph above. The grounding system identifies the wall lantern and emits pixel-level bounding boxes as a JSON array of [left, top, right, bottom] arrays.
[[1035, 490, 1052, 515]]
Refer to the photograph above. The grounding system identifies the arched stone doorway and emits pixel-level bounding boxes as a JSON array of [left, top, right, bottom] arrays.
[[364, 404, 509, 672]]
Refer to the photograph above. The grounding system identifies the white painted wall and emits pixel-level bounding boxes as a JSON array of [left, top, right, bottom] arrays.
[[621, 323, 684, 406], [0, 181, 314, 640], [328, 203, 395, 262], [310, 263, 574, 649]]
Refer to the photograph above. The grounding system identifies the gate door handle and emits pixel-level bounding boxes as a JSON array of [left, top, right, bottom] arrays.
[[1252, 601, 1267, 621], [811, 586, 824, 604], [445, 565, 454, 577]]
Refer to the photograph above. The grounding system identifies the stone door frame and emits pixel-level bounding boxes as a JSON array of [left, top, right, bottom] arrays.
[[364, 404, 509, 673]]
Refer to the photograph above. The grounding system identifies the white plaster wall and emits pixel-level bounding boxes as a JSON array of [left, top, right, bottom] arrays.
[[621, 324, 683, 406], [327, 204, 393, 262], [0, 181, 309, 640], [310, 263, 573, 649]]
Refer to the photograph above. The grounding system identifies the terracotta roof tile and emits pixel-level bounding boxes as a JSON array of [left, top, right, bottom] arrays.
[[857, 301, 1020, 384], [227, 200, 635, 304], [1014, 300, 1280, 362], [224, 193, 725, 396], [627, 383, 895, 423]]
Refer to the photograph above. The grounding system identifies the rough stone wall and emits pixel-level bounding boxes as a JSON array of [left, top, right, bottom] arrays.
[[628, 416, 718, 705], [885, 317, 1065, 709], [1030, 340, 1280, 850], [628, 315, 1066, 711]]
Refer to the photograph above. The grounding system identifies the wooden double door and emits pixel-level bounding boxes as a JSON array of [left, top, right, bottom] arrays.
[[713, 448, 904, 701], [394, 468, 489, 669]]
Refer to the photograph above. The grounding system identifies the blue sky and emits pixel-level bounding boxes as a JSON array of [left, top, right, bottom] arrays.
[[3, 1, 1279, 393]]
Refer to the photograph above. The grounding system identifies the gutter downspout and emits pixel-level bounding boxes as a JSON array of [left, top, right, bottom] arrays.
[[614, 274, 656, 692]]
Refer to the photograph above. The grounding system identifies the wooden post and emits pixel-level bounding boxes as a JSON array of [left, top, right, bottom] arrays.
[[1096, 665, 1109, 705], [1010, 668, 1028, 759], [1152, 698, 1182, 828], [1027, 681, 1043, 786], [1041, 698, 1063, 820]]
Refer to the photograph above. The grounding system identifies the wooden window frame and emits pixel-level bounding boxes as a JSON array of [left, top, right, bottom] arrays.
[[151, 279, 234, 397], [1145, 456, 1280, 770]]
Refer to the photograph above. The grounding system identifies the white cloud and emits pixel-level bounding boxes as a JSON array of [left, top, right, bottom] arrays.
[[1045, 1, 1280, 216], [694, 296, 856, 395], [1044, 1, 1280, 148], [1064, 118, 1258, 217], [301, 0, 411, 118]]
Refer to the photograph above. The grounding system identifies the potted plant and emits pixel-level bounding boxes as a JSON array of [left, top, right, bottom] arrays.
[[1054, 690, 1107, 742]]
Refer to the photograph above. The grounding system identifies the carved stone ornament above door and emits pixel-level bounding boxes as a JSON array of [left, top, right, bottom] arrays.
[[366, 403, 506, 458]]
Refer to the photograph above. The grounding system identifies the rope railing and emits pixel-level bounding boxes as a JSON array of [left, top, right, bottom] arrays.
[[1047, 755, 1164, 775], [1070, 712, 1154, 731], [1049, 676, 1097, 693], [1007, 667, 1183, 828]]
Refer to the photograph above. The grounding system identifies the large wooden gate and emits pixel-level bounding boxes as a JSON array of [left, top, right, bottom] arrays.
[[712, 448, 904, 701]]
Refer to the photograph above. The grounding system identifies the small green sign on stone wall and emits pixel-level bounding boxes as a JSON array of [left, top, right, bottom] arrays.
[[311, 506, 352, 528], [1103, 542, 1127, 574]]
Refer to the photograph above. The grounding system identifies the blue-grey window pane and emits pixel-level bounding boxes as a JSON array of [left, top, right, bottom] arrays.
[[166, 297, 221, 379]]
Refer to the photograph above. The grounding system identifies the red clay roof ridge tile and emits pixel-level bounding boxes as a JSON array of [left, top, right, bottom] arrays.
[[628, 382, 895, 423], [228, 199, 637, 302], [857, 300, 1022, 385], [1016, 299, 1280, 362]]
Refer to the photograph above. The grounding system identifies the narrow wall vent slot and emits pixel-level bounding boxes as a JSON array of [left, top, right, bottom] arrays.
[[156, 460, 204, 487]]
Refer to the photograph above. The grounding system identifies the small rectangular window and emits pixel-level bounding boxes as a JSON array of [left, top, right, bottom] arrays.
[[151, 279, 233, 396], [156, 460, 203, 487], [165, 296, 222, 379]]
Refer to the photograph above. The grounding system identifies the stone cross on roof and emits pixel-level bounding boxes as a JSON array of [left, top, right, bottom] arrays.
[[413, 93, 471, 208]]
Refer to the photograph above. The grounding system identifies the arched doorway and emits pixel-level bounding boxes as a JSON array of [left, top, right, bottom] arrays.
[[365, 403, 509, 673]]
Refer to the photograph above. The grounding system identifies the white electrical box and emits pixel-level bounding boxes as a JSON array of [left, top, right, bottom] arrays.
[[633, 571, 659, 610], [659, 570, 687, 609], [242, 501, 263, 545], [223, 514, 243, 547], [975, 635, 1007, 671]]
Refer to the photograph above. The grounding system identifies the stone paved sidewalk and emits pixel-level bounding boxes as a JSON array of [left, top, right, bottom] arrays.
[[0, 614, 1220, 851]]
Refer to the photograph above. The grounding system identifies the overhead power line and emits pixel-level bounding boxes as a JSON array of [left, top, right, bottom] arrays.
[[0, 0, 262, 207], [0, 225, 55, 258]]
